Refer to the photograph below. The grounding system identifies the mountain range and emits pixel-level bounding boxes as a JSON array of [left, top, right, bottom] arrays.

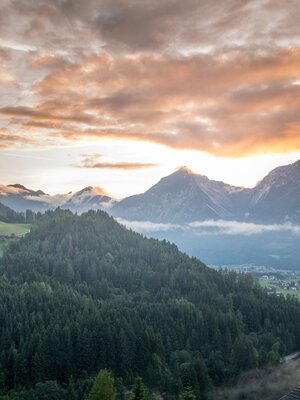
[[0, 184, 114, 213], [112, 160, 300, 224], [1, 159, 300, 224]]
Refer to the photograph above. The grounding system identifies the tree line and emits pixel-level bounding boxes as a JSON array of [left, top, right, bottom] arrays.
[[0, 203, 36, 224]]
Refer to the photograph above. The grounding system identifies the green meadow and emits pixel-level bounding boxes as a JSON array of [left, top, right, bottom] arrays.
[[0, 222, 31, 257], [0, 222, 30, 236]]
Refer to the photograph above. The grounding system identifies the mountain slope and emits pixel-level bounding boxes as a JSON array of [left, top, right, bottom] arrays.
[[1, 209, 300, 398], [111, 167, 244, 223], [248, 160, 300, 223], [0, 201, 25, 223]]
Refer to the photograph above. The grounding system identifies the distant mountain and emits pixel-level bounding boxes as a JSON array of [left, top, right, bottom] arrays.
[[111, 161, 300, 224], [63, 186, 115, 212], [0, 184, 115, 213], [111, 166, 245, 223], [0, 184, 50, 212]]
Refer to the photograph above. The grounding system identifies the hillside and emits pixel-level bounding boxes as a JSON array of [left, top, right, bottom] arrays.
[[0, 209, 300, 399], [249, 160, 300, 223], [0, 201, 25, 223]]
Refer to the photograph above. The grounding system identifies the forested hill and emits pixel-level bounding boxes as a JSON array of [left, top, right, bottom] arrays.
[[0, 202, 25, 223], [1, 209, 300, 399]]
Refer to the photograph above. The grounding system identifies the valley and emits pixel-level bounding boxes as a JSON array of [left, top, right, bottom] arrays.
[[212, 264, 300, 300]]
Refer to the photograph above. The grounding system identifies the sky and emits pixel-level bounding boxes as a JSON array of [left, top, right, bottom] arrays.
[[1, 0, 300, 197]]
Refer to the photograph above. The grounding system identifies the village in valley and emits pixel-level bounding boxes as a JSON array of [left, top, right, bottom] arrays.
[[212, 264, 300, 301], [259, 273, 300, 299]]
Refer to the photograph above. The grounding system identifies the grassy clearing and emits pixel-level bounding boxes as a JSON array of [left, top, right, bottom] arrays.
[[0, 222, 30, 236], [0, 222, 30, 257], [259, 280, 269, 288]]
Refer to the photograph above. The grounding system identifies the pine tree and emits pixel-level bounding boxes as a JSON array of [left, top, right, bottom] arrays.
[[130, 377, 145, 400], [88, 369, 115, 400], [180, 387, 196, 400]]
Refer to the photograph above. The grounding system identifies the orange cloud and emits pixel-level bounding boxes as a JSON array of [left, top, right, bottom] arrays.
[[2, 47, 300, 156], [0, 130, 36, 148], [30, 55, 71, 70], [76, 154, 159, 170]]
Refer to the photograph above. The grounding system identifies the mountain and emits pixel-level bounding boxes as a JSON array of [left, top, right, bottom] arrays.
[[0, 184, 50, 212], [248, 160, 300, 223], [63, 186, 115, 212], [1, 209, 300, 399], [111, 161, 300, 224], [111, 166, 246, 223], [2, 159, 300, 223], [0, 184, 115, 213]]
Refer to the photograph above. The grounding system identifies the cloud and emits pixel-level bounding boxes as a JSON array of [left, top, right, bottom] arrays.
[[1, 1, 300, 156], [2, 48, 300, 155], [117, 218, 300, 236], [75, 153, 160, 170], [30, 55, 71, 70], [0, 130, 36, 148], [93, 0, 300, 54], [189, 220, 300, 235], [4, 0, 300, 54], [116, 218, 182, 232]]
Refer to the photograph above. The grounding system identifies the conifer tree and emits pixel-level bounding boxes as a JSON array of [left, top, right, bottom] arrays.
[[130, 377, 145, 400], [180, 386, 196, 400], [88, 369, 115, 400]]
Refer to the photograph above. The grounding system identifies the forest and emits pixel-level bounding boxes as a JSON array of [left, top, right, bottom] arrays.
[[0, 203, 26, 224], [0, 209, 300, 399]]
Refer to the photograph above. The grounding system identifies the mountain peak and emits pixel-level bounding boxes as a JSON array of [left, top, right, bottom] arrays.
[[176, 166, 195, 174], [76, 186, 108, 196], [7, 184, 46, 196], [8, 184, 30, 191]]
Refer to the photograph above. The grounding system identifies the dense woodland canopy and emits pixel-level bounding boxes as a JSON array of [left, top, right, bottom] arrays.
[[0, 209, 300, 399]]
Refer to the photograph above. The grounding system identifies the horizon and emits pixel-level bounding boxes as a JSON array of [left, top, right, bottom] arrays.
[[1, 154, 300, 198], [1, 1, 300, 196]]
